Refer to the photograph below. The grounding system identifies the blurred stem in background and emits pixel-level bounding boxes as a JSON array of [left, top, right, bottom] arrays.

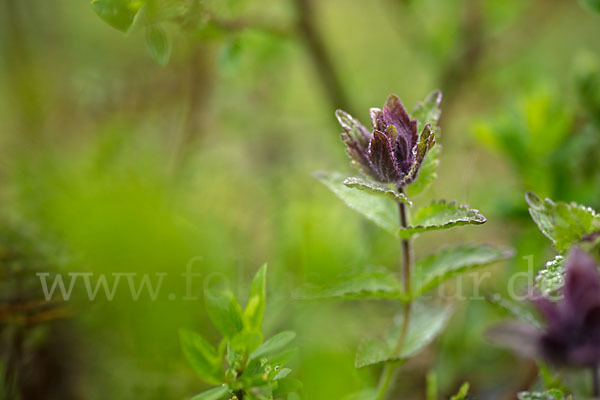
[[294, 0, 355, 115]]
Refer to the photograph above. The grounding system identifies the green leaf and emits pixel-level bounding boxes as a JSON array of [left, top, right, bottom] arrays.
[[535, 255, 565, 297], [293, 267, 406, 301], [398, 200, 486, 239], [229, 330, 262, 355], [179, 329, 223, 384], [145, 25, 171, 66], [204, 289, 244, 338], [244, 264, 267, 331], [191, 386, 231, 400], [412, 244, 513, 297], [412, 90, 442, 134], [250, 331, 296, 360], [355, 303, 452, 368], [526, 192, 600, 252], [273, 377, 302, 396], [580, 0, 600, 13], [316, 171, 398, 235], [344, 389, 377, 400], [91, 0, 141, 32], [406, 145, 440, 197], [343, 176, 411, 206], [517, 389, 567, 400], [485, 295, 541, 328], [450, 383, 470, 400]]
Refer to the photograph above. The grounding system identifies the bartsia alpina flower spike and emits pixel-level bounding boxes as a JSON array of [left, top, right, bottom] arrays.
[[335, 94, 437, 188]]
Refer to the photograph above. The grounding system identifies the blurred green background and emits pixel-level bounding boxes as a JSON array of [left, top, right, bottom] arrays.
[[1, 0, 599, 399]]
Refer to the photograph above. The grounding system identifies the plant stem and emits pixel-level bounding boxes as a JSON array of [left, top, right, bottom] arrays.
[[294, 0, 354, 115], [593, 365, 599, 399], [375, 190, 413, 400]]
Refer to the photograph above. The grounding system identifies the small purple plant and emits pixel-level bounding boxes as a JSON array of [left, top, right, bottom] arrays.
[[335, 94, 436, 187], [534, 248, 600, 367], [489, 248, 600, 397]]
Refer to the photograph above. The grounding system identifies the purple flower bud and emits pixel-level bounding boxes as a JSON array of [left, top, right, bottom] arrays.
[[535, 248, 600, 367], [488, 248, 600, 368], [336, 94, 436, 187]]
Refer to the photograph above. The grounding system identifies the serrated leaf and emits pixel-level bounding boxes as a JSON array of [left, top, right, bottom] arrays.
[[406, 145, 440, 197], [250, 331, 296, 360], [412, 245, 513, 297], [397, 200, 486, 239], [343, 176, 411, 206], [204, 289, 244, 338], [355, 303, 452, 368], [535, 255, 565, 297], [517, 389, 567, 400], [450, 383, 470, 400], [293, 267, 406, 301], [91, 0, 141, 32], [191, 386, 231, 400], [316, 171, 398, 235], [412, 90, 442, 134], [526, 192, 600, 252], [145, 25, 171, 66], [580, 0, 600, 13], [179, 329, 223, 384], [244, 264, 267, 331]]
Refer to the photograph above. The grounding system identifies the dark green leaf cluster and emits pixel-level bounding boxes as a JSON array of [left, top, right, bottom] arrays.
[[180, 265, 300, 400]]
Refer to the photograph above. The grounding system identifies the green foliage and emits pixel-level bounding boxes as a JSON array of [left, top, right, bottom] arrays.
[[181, 266, 300, 400], [486, 294, 542, 328], [204, 289, 244, 338], [91, 0, 142, 32], [343, 176, 411, 206], [244, 264, 267, 332], [580, 0, 600, 13], [535, 255, 565, 297], [406, 145, 440, 197], [412, 244, 513, 297], [526, 192, 600, 252], [411, 90, 442, 135], [145, 25, 171, 66], [354, 304, 452, 368], [518, 389, 569, 400], [250, 332, 296, 360], [293, 267, 406, 301], [179, 329, 224, 384], [192, 386, 230, 400], [450, 383, 470, 400], [398, 200, 486, 239], [316, 172, 398, 235]]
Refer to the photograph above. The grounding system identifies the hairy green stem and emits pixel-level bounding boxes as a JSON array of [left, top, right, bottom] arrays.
[[375, 192, 413, 400]]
